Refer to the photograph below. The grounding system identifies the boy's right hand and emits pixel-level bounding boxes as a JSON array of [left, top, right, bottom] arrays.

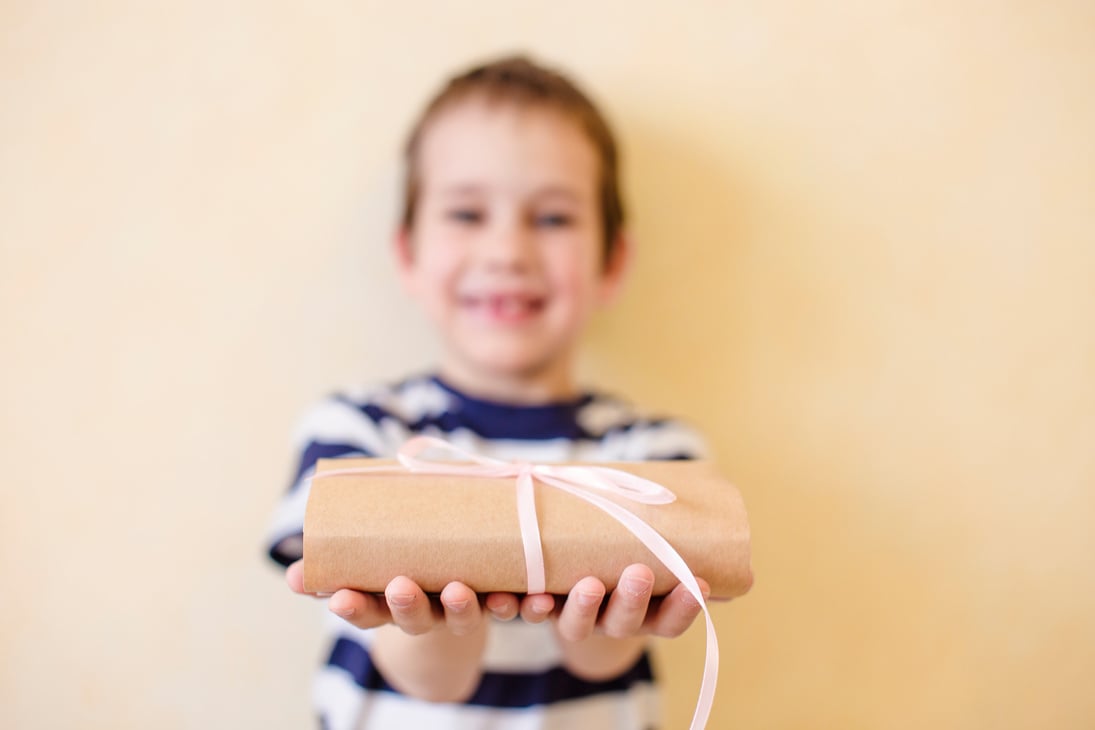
[[285, 560, 522, 635]]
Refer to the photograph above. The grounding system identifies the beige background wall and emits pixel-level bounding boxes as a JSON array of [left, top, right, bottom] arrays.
[[2, 2, 1093, 728]]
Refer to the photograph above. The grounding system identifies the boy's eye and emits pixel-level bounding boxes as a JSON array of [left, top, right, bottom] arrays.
[[447, 209, 483, 224], [534, 213, 573, 228]]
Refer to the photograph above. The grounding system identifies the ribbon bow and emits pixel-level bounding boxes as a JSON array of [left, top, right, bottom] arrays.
[[317, 435, 719, 730]]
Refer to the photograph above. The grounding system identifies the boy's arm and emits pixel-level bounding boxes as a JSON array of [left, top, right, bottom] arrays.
[[286, 561, 519, 702], [347, 576, 490, 703], [524, 564, 712, 681], [287, 560, 713, 696]]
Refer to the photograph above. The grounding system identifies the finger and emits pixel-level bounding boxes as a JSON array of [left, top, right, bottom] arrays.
[[328, 588, 392, 630], [600, 564, 654, 639], [519, 593, 556, 624], [484, 593, 519, 622], [286, 560, 334, 597], [440, 582, 483, 636], [555, 577, 606, 642], [285, 560, 307, 594], [384, 576, 435, 635], [645, 577, 710, 638]]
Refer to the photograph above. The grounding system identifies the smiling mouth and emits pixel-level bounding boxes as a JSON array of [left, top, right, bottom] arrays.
[[460, 293, 546, 323]]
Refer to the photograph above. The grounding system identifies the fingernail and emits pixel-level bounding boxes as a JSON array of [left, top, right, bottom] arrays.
[[623, 575, 653, 598], [331, 605, 354, 617], [485, 596, 508, 617], [446, 599, 470, 612], [388, 593, 415, 608], [576, 591, 601, 609], [315, 592, 333, 598]]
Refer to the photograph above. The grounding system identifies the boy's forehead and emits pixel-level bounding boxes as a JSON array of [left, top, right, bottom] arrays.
[[416, 101, 599, 196]]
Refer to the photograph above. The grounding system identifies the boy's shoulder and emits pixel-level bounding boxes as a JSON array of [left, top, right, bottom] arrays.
[[576, 390, 710, 461], [574, 388, 667, 434], [298, 374, 708, 459], [334, 373, 451, 420], [289, 374, 445, 446]]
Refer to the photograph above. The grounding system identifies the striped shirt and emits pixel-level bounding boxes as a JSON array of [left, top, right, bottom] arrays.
[[267, 374, 706, 730]]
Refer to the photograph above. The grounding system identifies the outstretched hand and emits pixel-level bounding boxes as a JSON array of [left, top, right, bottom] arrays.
[[549, 564, 711, 642], [285, 560, 710, 641], [286, 560, 516, 635]]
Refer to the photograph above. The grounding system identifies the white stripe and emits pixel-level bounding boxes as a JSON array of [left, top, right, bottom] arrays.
[[293, 399, 393, 456], [481, 621, 562, 673], [314, 667, 658, 730], [314, 668, 368, 730], [392, 376, 455, 419], [575, 396, 637, 435], [622, 421, 709, 461], [342, 376, 451, 422], [267, 474, 313, 545]]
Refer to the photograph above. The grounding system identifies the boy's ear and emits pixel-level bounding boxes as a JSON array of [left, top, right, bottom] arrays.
[[393, 226, 416, 293], [597, 230, 633, 306]]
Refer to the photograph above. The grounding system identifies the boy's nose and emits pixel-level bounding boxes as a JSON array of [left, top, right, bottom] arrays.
[[479, 220, 534, 271]]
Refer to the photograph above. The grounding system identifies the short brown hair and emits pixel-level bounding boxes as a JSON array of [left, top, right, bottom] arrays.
[[400, 55, 625, 258]]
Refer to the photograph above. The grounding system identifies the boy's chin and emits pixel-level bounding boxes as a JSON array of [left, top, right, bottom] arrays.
[[446, 348, 571, 388], [473, 355, 559, 380]]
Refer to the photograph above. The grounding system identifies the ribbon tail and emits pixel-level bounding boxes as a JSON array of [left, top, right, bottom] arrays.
[[543, 480, 718, 730], [516, 468, 547, 595]]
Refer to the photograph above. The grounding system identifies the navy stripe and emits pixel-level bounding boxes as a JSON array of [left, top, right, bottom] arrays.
[[333, 375, 688, 442], [659, 452, 698, 461], [267, 531, 303, 567], [406, 413, 594, 441], [326, 637, 654, 708], [337, 391, 600, 441], [331, 375, 692, 443], [334, 394, 398, 427], [291, 441, 370, 486], [599, 417, 674, 439], [429, 375, 599, 440]]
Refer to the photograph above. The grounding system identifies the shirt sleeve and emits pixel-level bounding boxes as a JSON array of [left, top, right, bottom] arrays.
[[264, 394, 393, 567], [619, 417, 710, 462]]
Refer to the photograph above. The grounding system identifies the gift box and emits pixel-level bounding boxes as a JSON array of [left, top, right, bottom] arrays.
[[302, 452, 753, 599]]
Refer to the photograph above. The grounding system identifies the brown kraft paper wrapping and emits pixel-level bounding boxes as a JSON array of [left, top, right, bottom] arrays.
[[303, 457, 753, 599]]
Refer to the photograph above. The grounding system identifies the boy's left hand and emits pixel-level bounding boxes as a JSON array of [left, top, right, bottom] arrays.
[[518, 563, 712, 642], [287, 559, 710, 642]]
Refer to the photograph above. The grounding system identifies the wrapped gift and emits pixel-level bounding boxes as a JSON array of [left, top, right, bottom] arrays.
[[302, 438, 752, 599]]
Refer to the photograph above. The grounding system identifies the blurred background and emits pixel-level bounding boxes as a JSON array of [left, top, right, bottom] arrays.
[[2, 2, 1093, 728]]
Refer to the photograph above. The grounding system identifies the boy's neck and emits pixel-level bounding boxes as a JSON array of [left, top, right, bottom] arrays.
[[438, 361, 580, 406]]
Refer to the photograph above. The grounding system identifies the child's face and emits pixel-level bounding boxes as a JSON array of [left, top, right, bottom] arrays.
[[397, 100, 626, 399]]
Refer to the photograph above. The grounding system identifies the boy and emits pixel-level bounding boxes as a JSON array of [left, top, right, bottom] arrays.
[[268, 55, 714, 729]]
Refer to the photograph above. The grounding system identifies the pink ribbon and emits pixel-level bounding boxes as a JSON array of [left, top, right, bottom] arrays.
[[317, 435, 719, 730]]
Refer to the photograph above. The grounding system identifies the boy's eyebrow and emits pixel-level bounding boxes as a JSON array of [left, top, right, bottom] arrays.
[[435, 183, 586, 202], [436, 183, 485, 197], [533, 185, 582, 201]]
